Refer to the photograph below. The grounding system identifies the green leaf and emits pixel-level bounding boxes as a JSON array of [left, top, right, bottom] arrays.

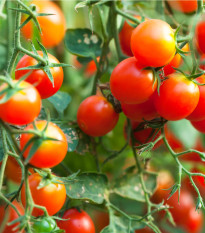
[[112, 172, 157, 202], [168, 120, 200, 149], [0, 130, 4, 162], [65, 28, 102, 58], [101, 210, 144, 233], [65, 173, 108, 204], [75, 130, 91, 155], [60, 125, 79, 152], [47, 91, 71, 115]]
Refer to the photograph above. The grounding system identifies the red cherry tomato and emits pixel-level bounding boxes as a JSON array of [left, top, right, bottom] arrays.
[[119, 16, 147, 57], [167, 0, 198, 13], [93, 211, 109, 232], [21, 0, 66, 48], [5, 157, 22, 183], [131, 19, 176, 67], [110, 57, 156, 104], [77, 95, 119, 137], [57, 208, 96, 233], [186, 75, 205, 121], [196, 17, 205, 54], [199, 54, 205, 70], [191, 119, 205, 133], [20, 120, 68, 168], [21, 173, 66, 217], [15, 51, 64, 99], [121, 94, 159, 122], [135, 227, 154, 233], [163, 53, 182, 77], [0, 80, 41, 125], [154, 74, 199, 121], [0, 200, 24, 233]]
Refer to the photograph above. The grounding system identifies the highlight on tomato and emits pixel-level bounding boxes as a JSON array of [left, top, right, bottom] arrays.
[[21, 172, 66, 216], [154, 73, 199, 121], [77, 95, 119, 137], [20, 120, 68, 168], [0, 200, 24, 233], [57, 208, 96, 233], [21, 0, 66, 48], [131, 19, 176, 67], [15, 51, 64, 99], [0, 80, 41, 125], [110, 57, 156, 104]]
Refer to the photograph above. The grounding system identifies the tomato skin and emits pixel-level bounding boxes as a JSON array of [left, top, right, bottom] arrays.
[[0, 200, 24, 233], [93, 211, 109, 232], [21, 173, 66, 217], [121, 95, 159, 122], [186, 75, 205, 121], [196, 19, 205, 54], [135, 227, 154, 233], [0, 81, 41, 125], [21, 0, 66, 48], [168, 0, 198, 13], [57, 208, 95, 233], [110, 57, 156, 104], [20, 120, 68, 168], [77, 95, 119, 137], [191, 118, 205, 133], [154, 74, 199, 121], [131, 19, 176, 67], [15, 51, 63, 99]]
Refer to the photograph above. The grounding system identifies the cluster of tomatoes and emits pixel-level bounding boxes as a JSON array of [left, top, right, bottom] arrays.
[[0, 0, 97, 233]]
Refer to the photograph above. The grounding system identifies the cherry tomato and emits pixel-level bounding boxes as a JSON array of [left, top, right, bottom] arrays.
[[124, 120, 162, 149], [21, 0, 66, 48], [20, 120, 68, 168], [167, 0, 198, 13], [32, 217, 59, 232], [154, 74, 199, 121], [199, 54, 205, 70], [57, 208, 95, 233], [15, 51, 64, 99], [21, 173, 66, 216], [191, 118, 205, 133], [163, 53, 182, 77], [0, 80, 41, 125], [119, 16, 147, 57], [186, 75, 205, 121], [110, 57, 156, 104], [196, 17, 205, 54], [135, 227, 154, 233], [0, 200, 24, 233], [121, 94, 159, 122], [5, 157, 22, 183], [93, 211, 109, 232], [131, 19, 176, 67], [77, 95, 119, 137]]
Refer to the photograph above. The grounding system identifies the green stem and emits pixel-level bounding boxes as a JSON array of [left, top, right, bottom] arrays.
[[115, 8, 141, 24], [0, 0, 6, 19]]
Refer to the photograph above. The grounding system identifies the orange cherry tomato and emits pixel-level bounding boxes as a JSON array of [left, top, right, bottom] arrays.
[[21, 173, 66, 216], [21, 0, 66, 48], [0, 80, 41, 125], [168, 0, 198, 13], [131, 19, 176, 67], [5, 157, 22, 183], [15, 51, 64, 99], [20, 120, 68, 168]]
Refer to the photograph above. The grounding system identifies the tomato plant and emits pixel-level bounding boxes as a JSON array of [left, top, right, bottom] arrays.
[[131, 19, 176, 67], [20, 120, 68, 168], [57, 208, 95, 233], [21, 173, 66, 216], [21, 0, 66, 48], [0, 80, 41, 125], [77, 95, 119, 137], [110, 57, 156, 104], [15, 51, 64, 99]]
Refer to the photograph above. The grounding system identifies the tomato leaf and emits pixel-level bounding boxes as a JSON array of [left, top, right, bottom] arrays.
[[0, 44, 7, 71], [65, 28, 102, 58], [112, 172, 157, 202], [65, 173, 108, 204], [60, 126, 79, 152], [47, 91, 71, 116]]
